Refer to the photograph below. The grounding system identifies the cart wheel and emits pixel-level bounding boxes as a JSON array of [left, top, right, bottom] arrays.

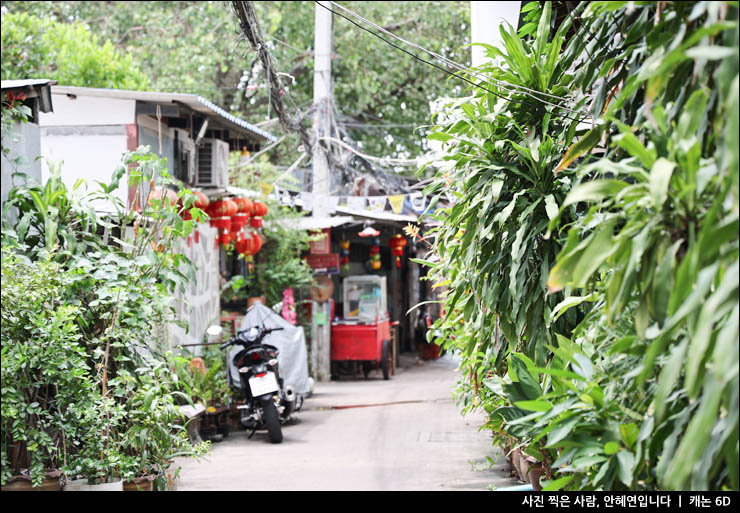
[[380, 339, 393, 380], [331, 362, 339, 381]]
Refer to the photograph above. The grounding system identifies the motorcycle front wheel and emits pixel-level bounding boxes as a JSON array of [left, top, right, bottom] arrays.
[[260, 397, 283, 444]]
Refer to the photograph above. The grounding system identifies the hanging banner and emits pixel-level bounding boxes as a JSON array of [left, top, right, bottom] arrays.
[[300, 192, 313, 212], [327, 196, 340, 214], [280, 190, 294, 207], [260, 181, 274, 199], [388, 194, 405, 214], [366, 196, 387, 212], [346, 196, 365, 211], [409, 192, 426, 213]]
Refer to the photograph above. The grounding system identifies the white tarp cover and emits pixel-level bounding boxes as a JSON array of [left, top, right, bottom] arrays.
[[228, 304, 310, 395]]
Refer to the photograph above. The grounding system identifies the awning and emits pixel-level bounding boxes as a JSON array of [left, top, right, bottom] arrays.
[[47, 85, 277, 143]]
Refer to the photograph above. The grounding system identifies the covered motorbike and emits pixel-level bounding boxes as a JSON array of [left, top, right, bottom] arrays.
[[219, 324, 297, 444]]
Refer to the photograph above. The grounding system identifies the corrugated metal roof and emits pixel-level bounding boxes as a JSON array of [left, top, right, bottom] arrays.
[[1, 79, 58, 89], [48, 85, 277, 143]]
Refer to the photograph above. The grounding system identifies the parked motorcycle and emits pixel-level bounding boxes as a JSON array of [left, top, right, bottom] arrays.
[[208, 324, 297, 444]]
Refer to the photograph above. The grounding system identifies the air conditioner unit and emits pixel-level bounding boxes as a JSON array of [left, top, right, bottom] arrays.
[[196, 138, 230, 188], [176, 129, 196, 185]]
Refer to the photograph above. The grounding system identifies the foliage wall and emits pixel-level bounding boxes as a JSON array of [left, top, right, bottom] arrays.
[[422, 1, 738, 491]]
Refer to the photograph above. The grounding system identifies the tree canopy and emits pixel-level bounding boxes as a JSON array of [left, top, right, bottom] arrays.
[[1, 1, 470, 167], [0, 11, 149, 90]]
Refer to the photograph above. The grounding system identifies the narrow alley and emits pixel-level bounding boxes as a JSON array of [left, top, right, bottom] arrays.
[[174, 353, 518, 491]]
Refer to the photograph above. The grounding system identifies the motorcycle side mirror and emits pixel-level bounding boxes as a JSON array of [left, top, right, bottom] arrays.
[[206, 325, 223, 338]]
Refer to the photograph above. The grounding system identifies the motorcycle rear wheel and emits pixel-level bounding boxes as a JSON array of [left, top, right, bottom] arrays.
[[260, 397, 283, 444]]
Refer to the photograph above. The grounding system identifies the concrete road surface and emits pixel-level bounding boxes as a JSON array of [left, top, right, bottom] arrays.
[[173, 351, 518, 491]]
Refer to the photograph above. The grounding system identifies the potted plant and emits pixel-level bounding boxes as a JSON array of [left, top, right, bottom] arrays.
[[0, 252, 91, 491], [114, 356, 210, 491]]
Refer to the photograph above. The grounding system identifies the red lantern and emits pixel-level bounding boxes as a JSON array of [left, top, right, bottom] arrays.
[[235, 231, 263, 256], [207, 199, 238, 246], [235, 237, 250, 255], [231, 198, 251, 232], [179, 190, 209, 221], [252, 201, 268, 217], [251, 231, 263, 254], [192, 191, 209, 243], [389, 234, 407, 268], [249, 201, 268, 229], [234, 197, 253, 216], [147, 187, 178, 208], [194, 191, 210, 209]]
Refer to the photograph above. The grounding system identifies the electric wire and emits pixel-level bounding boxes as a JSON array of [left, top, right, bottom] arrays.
[[314, 1, 589, 124], [327, 0, 581, 109]]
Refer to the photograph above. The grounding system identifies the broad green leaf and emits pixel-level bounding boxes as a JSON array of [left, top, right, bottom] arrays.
[[545, 417, 580, 447], [561, 180, 627, 208], [648, 158, 676, 209], [616, 450, 636, 487], [514, 400, 553, 412], [542, 475, 574, 491], [555, 124, 606, 173], [604, 441, 621, 455], [544, 194, 558, 221]]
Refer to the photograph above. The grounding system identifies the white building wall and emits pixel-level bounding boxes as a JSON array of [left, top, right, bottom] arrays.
[[38, 93, 135, 207], [167, 225, 222, 353], [39, 93, 135, 126], [471, 1, 522, 67], [39, 131, 129, 206]]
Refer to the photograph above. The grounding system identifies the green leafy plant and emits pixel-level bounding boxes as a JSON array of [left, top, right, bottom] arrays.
[[2, 146, 212, 487], [0, 250, 95, 486], [420, 1, 738, 491], [1, 11, 149, 90]]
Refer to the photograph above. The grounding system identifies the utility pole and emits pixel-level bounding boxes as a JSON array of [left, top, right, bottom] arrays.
[[310, 1, 333, 382]]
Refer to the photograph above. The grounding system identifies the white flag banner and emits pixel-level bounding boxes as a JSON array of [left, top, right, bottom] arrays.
[[366, 196, 387, 212], [409, 192, 426, 213], [346, 196, 365, 211], [283, 190, 295, 207], [300, 192, 313, 212], [327, 195, 340, 214]]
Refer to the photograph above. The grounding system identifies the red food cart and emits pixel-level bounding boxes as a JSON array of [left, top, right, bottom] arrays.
[[331, 275, 394, 379]]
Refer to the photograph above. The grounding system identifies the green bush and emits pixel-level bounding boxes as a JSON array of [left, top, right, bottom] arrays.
[[1, 11, 148, 89], [0, 251, 96, 486], [2, 107, 210, 485]]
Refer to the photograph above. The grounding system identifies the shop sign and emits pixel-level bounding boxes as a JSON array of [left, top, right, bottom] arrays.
[[306, 252, 339, 274]]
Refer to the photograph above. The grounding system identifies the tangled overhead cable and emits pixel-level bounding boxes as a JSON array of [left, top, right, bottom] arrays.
[[229, 1, 411, 195]]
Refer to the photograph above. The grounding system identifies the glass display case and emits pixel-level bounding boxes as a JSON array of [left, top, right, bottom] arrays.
[[342, 275, 387, 323]]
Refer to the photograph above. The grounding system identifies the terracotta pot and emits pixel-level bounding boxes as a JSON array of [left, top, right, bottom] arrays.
[[309, 275, 334, 303], [528, 465, 546, 491], [123, 475, 155, 491], [247, 296, 266, 308], [1, 474, 62, 491], [511, 449, 524, 481], [520, 458, 532, 483]]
